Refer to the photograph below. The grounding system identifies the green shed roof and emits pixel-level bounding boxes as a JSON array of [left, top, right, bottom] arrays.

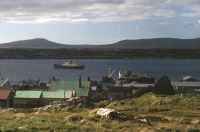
[[50, 80, 90, 97], [76, 88, 89, 97], [43, 91, 65, 99], [15, 91, 42, 99]]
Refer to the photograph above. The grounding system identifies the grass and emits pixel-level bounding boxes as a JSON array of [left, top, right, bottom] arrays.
[[0, 93, 200, 131]]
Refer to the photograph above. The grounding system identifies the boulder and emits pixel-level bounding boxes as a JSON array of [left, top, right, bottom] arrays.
[[80, 119, 89, 125], [96, 108, 119, 120], [191, 119, 200, 125]]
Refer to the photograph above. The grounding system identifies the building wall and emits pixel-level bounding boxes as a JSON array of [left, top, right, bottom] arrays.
[[176, 86, 200, 94], [0, 100, 7, 108], [42, 98, 65, 105], [0, 93, 13, 108], [13, 98, 43, 108]]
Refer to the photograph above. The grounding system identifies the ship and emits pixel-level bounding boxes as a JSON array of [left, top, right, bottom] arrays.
[[54, 60, 84, 69]]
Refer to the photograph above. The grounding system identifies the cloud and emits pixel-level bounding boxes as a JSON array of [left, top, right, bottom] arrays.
[[198, 20, 200, 24], [0, 0, 199, 23]]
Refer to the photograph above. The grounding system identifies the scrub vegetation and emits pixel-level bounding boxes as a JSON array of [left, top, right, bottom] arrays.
[[0, 93, 200, 132]]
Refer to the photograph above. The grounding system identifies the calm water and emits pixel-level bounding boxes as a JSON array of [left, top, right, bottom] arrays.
[[0, 59, 200, 83]]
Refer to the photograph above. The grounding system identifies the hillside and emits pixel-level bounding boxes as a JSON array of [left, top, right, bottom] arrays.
[[0, 93, 200, 131], [0, 38, 68, 49], [104, 38, 200, 49], [0, 38, 200, 49], [0, 38, 200, 59], [0, 38, 98, 49]]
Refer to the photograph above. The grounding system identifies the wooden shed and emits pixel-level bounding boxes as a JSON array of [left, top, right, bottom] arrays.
[[14, 90, 43, 108], [42, 90, 72, 104], [0, 89, 13, 108]]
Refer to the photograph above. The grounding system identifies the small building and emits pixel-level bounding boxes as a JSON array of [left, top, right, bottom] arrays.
[[0, 89, 13, 108], [172, 81, 200, 94], [102, 81, 154, 100], [50, 80, 90, 98], [42, 90, 72, 104], [14, 90, 43, 108]]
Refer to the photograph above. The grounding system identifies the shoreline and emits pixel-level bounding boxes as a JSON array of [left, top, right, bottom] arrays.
[[0, 57, 200, 60]]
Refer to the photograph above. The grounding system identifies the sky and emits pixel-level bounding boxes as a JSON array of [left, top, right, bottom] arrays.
[[0, 0, 200, 44]]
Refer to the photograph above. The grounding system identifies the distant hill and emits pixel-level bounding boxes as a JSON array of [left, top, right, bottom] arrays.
[[0, 38, 98, 49], [104, 38, 200, 49], [0, 38, 200, 49], [0, 38, 68, 49]]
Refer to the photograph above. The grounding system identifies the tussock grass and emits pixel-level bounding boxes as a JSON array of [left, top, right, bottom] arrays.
[[0, 93, 200, 131]]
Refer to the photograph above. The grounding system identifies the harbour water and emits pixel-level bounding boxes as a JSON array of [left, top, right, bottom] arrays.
[[0, 59, 200, 83]]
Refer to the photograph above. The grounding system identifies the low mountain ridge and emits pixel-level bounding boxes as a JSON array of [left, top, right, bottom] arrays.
[[104, 38, 200, 49], [0, 38, 200, 49], [0, 38, 69, 49]]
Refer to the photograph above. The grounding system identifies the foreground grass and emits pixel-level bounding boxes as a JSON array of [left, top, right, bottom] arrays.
[[0, 93, 200, 132]]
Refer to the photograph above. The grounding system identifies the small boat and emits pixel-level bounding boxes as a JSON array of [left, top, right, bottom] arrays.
[[54, 60, 84, 69]]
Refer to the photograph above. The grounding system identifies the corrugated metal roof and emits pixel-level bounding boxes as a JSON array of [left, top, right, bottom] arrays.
[[76, 88, 89, 97], [66, 80, 79, 89], [0, 89, 11, 100], [43, 91, 65, 99], [15, 91, 42, 99], [122, 82, 154, 88], [50, 80, 90, 97], [132, 84, 154, 88]]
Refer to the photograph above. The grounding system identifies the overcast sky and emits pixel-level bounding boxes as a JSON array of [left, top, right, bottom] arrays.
[[0, 0, 200, 44]]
